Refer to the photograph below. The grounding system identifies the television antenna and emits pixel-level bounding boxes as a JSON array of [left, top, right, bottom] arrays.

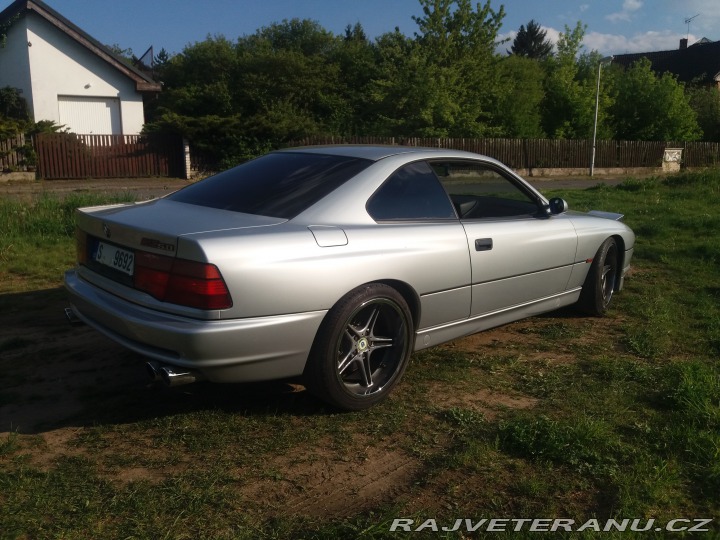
[[684, 14, 699, 40]]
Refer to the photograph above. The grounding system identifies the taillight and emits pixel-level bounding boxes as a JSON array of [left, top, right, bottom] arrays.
[[164, 259, 233, 310], [134, 251, 232, 310], [134, 251, 173, 300]]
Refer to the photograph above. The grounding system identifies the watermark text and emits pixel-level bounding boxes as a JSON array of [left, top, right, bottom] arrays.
[[389, 518, 714, 533]]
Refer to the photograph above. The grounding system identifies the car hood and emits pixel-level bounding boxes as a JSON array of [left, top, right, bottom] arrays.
[[568, 210, 624, 222]]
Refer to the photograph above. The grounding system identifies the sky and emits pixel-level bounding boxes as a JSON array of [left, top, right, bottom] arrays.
[[3, 0, 719, 57]]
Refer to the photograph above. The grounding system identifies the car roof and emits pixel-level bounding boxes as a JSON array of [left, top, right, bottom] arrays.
[[275, 144, 489, 162]]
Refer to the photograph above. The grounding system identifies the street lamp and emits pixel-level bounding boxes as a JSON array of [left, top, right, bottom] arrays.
[[590, 55, 614, 177]]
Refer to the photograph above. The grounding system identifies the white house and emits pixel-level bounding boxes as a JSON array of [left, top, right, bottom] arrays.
[[0, 0, 161, 135]]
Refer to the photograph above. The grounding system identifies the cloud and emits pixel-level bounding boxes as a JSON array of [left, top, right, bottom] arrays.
[[497, 25, 561, 54], [499, 24, 695, 57], [543, 26, 562, 46], [606, 0, 644, 23], [584, 30, 696, 55]]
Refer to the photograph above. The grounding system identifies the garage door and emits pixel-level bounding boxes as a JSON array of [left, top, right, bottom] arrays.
[[58, 96, 122, 134]]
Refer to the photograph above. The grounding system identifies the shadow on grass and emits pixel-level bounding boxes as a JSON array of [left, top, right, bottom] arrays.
[[0, 286, 602, 435], [0, 287, 332, 435]]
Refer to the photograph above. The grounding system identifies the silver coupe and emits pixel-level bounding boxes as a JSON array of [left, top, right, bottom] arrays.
[[65, 146, 635, 410]]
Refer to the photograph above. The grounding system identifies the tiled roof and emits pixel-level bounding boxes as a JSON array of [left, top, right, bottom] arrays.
[[0, 0, 161, 92], [613, 40, 720, 84]]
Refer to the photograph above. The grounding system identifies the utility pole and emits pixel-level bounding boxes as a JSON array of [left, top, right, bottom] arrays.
[[590, 56, 614, 177]]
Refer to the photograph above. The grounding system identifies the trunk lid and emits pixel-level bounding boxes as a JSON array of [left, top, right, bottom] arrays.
[[77, 198, 286, 256]]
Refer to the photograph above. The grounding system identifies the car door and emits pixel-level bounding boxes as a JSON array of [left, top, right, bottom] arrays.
[[432, 160, 578, 317], [364, 161, 472, 329]]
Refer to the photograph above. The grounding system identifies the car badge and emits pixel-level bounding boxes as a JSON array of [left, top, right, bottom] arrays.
[[103, 223, 111, 238]]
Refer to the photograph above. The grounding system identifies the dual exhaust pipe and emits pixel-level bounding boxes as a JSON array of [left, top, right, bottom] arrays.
[[146, 361, 202, 388], [65, 307, 200, 388], [64, 307, 84, 326]]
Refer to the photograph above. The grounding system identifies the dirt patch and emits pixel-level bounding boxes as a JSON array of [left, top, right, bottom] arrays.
[[29, 429, 86, 470], [445, 311, 627, 364], [425, 384, 539, 421], [237, 441, 419, 518]]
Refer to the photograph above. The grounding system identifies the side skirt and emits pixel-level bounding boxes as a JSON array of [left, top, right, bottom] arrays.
[[414, 288, 582, 351]]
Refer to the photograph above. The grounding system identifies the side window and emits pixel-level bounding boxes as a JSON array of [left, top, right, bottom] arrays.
[[367, 161, 456, 221], [431, 161, 541, 219]]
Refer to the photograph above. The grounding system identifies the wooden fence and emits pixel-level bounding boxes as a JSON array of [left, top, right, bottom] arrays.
[[0, 133, 25, 171], [8, 132, 720, 178], [34, 133, 185, 179], [288, 136, 720, 170]]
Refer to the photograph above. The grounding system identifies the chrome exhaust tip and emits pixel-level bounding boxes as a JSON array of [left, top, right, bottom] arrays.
[[64, 307, 84, 326], [159, 366, 200, 387], [145, 361, 162, 382]]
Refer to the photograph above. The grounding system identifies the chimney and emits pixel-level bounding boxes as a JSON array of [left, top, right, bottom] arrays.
[[680, 38, 688, 50]]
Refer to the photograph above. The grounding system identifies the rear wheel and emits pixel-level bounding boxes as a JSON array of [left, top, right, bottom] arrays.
[[578, 237, 618, 316], [304, 283, 413, 411]]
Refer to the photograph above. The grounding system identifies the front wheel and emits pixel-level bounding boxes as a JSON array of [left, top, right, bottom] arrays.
[[578, 237, 619, 316], [304, 283, 413, 411]]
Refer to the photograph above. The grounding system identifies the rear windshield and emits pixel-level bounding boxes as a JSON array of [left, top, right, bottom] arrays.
[[168, 152, 372, 219]]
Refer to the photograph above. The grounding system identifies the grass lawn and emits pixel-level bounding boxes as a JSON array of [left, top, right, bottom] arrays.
[[0, 172, 718, 538]]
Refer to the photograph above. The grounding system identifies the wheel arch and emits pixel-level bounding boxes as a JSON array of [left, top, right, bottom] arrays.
[[306, 279, 421, 369], [374, 279, 421, 331]]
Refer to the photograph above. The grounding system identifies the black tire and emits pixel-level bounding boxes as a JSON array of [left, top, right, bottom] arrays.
[[304, 283, 413, 411], [578, 237, 619, 316]]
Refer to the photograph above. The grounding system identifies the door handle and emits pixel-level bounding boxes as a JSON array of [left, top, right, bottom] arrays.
[[475, 238, 493, 251]]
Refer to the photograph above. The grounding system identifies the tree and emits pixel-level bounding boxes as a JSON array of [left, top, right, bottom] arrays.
[[371, 0, 506, 137], [509, 20, 553, 60], [687, 85, 720, 141], [364, 29, 419, 135], [0, 86, 30, 139], [610, 58, 700, 141], [0, 86, 29, 121], [496, 55, 545, 137], [540, 22, 607, 139], [344, 22, 367, 43], [144, 21, 348, 167], [0, 87, 65, 168], [234, 19, 344, 138], [153, 47, 171, 73], [0, 13, 20, 48], [333, 23, 378, 135], [105, 43, 135, 66], [152, 36, 237, 119]]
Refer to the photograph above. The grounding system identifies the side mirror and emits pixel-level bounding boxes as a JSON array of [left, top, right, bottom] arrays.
[[548, 197, 568, 215]]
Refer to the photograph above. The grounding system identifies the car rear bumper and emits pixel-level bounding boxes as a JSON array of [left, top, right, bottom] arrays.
[[64, 269, 326, 382]]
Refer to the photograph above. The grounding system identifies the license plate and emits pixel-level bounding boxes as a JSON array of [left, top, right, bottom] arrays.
[[94, 241, 135, 276]]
